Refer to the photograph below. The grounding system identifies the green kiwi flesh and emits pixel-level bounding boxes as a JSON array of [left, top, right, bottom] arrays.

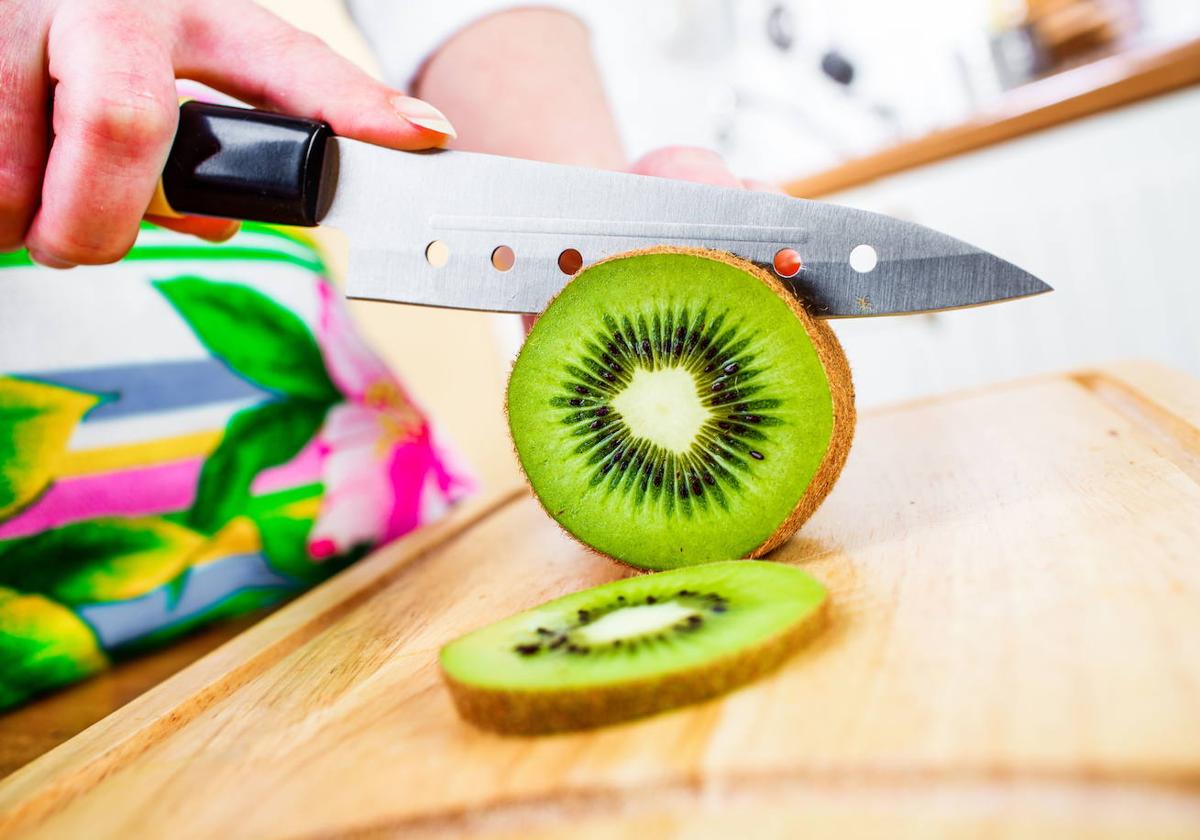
[[507, 247, 854, 570], [440, 560, 828, 735]]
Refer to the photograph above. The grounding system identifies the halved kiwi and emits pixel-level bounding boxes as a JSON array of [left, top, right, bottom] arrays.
[[507, 247, 855, 570], [440, 560, 827, 735]]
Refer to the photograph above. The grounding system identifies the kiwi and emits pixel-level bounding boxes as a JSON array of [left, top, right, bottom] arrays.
[[440, 560, 827, 735], [507, 247, 854, 570]]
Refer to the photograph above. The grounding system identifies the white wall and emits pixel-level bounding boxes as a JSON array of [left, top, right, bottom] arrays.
[[824, 86, 1200, 407]]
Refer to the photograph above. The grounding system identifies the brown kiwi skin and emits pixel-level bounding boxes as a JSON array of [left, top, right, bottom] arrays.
[[507, 245, 856, 568], [441, 597, 828, 736]]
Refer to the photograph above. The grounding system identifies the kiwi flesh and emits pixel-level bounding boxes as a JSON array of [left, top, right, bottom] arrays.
[[507, 247, 855, 570], [440, 560, 827, 735]]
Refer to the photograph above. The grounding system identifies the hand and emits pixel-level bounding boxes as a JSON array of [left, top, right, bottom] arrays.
[[629, 146, 780, 193], [1, 0, 456, 268]]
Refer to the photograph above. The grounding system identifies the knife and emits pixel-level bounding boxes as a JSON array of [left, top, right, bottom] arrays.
[[149, 101, 1050, 316]]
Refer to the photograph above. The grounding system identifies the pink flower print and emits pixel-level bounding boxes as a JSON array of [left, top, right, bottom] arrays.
[[308, 283, 473, 559]]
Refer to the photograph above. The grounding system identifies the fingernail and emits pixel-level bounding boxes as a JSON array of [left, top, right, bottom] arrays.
[[199, 221, 241, 243], [28, 250, 76, 270], [391, 95, 457, 139]]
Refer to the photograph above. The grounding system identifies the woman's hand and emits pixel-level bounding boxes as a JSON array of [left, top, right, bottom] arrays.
[[0, 0, 455, 268], [630, 147, 781, 193]]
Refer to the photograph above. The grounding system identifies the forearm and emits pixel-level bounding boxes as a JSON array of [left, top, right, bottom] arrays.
[[413, 9, 626, 169]]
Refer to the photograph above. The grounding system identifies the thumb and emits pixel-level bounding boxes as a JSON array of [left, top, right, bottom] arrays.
[[175, 1, 455, 150]]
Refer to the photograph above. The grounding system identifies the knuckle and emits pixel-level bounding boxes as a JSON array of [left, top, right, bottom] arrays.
[[34, 224, 135, 265], [260, 26, 328, 70], [79, 92, 176, 157]]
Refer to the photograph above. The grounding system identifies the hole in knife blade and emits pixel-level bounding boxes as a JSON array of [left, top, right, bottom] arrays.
[[425, 240, 449, 268], [491, 245, 515, 272], [849, 244, 877, 273], [558, 248, 583, 275], [773, 248, 802, 278]]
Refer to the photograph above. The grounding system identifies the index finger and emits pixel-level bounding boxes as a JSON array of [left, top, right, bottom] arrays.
[[175, 1, 455, 150]]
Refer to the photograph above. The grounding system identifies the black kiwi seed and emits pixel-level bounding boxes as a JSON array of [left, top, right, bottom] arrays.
[[646, 596, 657, 604], [749, 450, 765, 460], [536, 627, 553, 636], [514, 644, 541, 656], [723, 363, 739, 374], [595, 406, 610, 417], [575, 385, 590, 395]]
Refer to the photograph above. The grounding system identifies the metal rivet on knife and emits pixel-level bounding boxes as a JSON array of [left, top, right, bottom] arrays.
[[491, 245, 515, 272], [558, 248, 583, 275], [425, 240, 449, 268], [849, 244, 878, 273], [773, 248, 802, 278]]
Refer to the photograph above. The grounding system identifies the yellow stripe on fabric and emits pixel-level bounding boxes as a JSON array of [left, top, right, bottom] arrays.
[[58, 430, 222, 476], [191, 517, 262, 568], [280, 496, 322, 520]]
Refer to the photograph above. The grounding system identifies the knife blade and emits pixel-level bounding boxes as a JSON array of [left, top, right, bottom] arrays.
[[154, 102, 1051, 317]]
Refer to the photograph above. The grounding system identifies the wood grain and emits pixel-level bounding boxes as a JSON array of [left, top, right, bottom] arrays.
[[783, 38, 1200, 198], [0, 610, 274, 781], [1, 362, 1198, 838]]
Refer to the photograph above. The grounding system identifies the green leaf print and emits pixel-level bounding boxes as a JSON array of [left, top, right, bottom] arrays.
[[0, 586, 107, 709], [154, 277, 340, 403], [249, 486, 351, 585], [188, 399, 329, 534], [0, 518, 203, 605], [0, 377, 101, 522]]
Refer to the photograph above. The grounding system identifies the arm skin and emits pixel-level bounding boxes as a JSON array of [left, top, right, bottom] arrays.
[[413, 9, 625, 169], [414, 8, 744, 184]]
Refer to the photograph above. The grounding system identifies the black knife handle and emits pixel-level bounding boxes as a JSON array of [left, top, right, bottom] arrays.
[[152, 102, 335, 227]]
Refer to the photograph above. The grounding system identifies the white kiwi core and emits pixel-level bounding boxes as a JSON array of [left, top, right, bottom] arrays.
[[575, 601, 697, 645], [610, 366, 710, 454]]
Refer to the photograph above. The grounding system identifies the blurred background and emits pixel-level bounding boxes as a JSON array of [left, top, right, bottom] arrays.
[[260, 0, 1200, 492]]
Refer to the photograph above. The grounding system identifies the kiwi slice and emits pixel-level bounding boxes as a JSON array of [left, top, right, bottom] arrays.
[[440, 560, 827, 734], [507, 247, 855, 570]]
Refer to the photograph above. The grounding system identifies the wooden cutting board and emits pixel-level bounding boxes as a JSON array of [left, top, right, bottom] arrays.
[[1, 361, 1198, 838]]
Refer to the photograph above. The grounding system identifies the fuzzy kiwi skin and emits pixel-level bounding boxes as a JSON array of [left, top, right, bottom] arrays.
[[509, 246, 856, 567], [742, 252, 856, 557], [441, 599, 828, 736]]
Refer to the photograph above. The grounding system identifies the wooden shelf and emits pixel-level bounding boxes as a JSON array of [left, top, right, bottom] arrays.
[[784, 37, 1200, 198]]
